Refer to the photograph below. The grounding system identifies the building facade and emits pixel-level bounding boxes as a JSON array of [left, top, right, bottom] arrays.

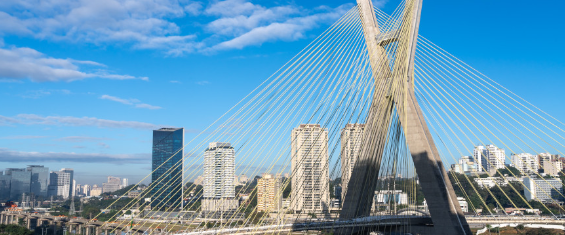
[[202, 142, 238, 213], [474, 145, 505, 173], [103, 176, 122, 193], [340, 123, 365, 202], [291, 124, 330, 213], [26, 165, 49, 197], [6, 168, 32, 200], [0, 172, 10, 199], [83, 184, 91, 197], [511, 153, 539, 175], [90, 185, 102, 197], [473, 177, 522, 188], [257, 173, 282, 212], [151, 127, 184, 209], [48, 168, 74, 199], [524, 178, 563, 202]]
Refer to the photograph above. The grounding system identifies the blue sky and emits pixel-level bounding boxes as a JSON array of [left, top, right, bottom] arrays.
[[1, 0, 564, 185]]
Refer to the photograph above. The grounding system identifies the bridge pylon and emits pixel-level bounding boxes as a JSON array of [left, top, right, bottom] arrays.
[[339, 0, 472, 234]]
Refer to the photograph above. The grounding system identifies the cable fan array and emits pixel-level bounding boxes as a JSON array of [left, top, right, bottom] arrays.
[[85, 1, 565, 234]]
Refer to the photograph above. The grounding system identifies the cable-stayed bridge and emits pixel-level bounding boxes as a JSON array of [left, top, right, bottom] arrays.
[[4, 0, 565, 234]]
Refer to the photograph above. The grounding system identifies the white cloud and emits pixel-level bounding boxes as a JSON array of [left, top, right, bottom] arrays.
[[0, 0, 202, 55], [372, 0, 389, 8], [135, 103, 162, 110], [0, 113, 164, 129], [210, 4, 350, 51], [0, 135, 49, 139], [20, 89, 71, 99], [100, 94, 162, 110], [100, 94, 135, 105], [56, 136, 111, 142], [0, 45, 146, 82], [0, 0, 353, 55], [0, 148, 149, 164], [195, 80, 210, 85]]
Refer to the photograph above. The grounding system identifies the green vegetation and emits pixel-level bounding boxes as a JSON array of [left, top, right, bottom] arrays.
[[448, 172, 563, 215], [494, 166, 522, 177], [0, 224, 33, 235]]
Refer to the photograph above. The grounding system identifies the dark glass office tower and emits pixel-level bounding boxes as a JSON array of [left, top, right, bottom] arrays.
[[6, 168, 31, 200], [27, 165, 49, 197], [0, 172, 10, 200], [151, 128, 184, 210]]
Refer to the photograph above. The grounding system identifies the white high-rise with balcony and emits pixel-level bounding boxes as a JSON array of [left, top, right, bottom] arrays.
[[291, 124, 330, 213], [511, 153, 538, 175], [257, 173, 282, 212], [340, 123, 365, 202], [48, 168, 74, 199], [474, 145, 505, 172], [202, 142, 237, 212]]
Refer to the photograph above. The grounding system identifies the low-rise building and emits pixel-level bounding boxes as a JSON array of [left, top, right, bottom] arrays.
[[457, 197, 468, 213], [473, 177, 522, 188], [524, 177, 563, 203], [128, 190, 141, 198]]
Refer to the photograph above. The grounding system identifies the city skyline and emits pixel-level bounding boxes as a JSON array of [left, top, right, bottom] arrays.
[[1, 0, 565, 185]]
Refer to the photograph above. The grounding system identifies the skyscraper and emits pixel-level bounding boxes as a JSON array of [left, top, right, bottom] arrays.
[[291, 124, 330, 213], [151, 127, 184, 209], [27, 165, 49, 197], [257, 173, 282, 212], [340, 123, 365, 202], [5, 168, 31, 200], [202, 142, 238, 213], [511, 153, 538, 175], [48, 168, 74, 199], [103, 176, 122, 193], [474, 145, 505, 173], [83, 184, 91, 197], [0, 172, 10, 200]]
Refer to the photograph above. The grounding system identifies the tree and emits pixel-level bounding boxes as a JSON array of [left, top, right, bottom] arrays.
[[525, 228, 556, 235], [495, 166, 522, 177], [0, 224, 33, 235]]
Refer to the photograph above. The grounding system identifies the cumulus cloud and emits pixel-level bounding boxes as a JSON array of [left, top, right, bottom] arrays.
[[206, 2, 351, 52], [0, 0, 202, 55], [0, 46, 146, 82], [0, 113, 164, 129], [0, 0, 352, 55], [100, 94, 162, 110], [0, 148, 149, 164]]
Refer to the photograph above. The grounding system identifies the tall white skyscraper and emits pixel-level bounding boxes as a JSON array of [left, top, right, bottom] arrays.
[[83, 184, 91, 197], [511, 153, 538, 174], [340, 123, 365, 201], [48, 168, 74, 199], [202, 142, 237, 213], [473, 145, 487, 172], [291, 124, 330, 213], [486, 145, 506, 170], [474, 145, 505, 173], [122, 178, 129, 188]]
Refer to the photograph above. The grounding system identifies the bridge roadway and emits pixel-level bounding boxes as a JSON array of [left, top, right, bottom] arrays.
[[4, 210, 565, 234], [175, 216, 433, 235], [175, 215, 565, 235]]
